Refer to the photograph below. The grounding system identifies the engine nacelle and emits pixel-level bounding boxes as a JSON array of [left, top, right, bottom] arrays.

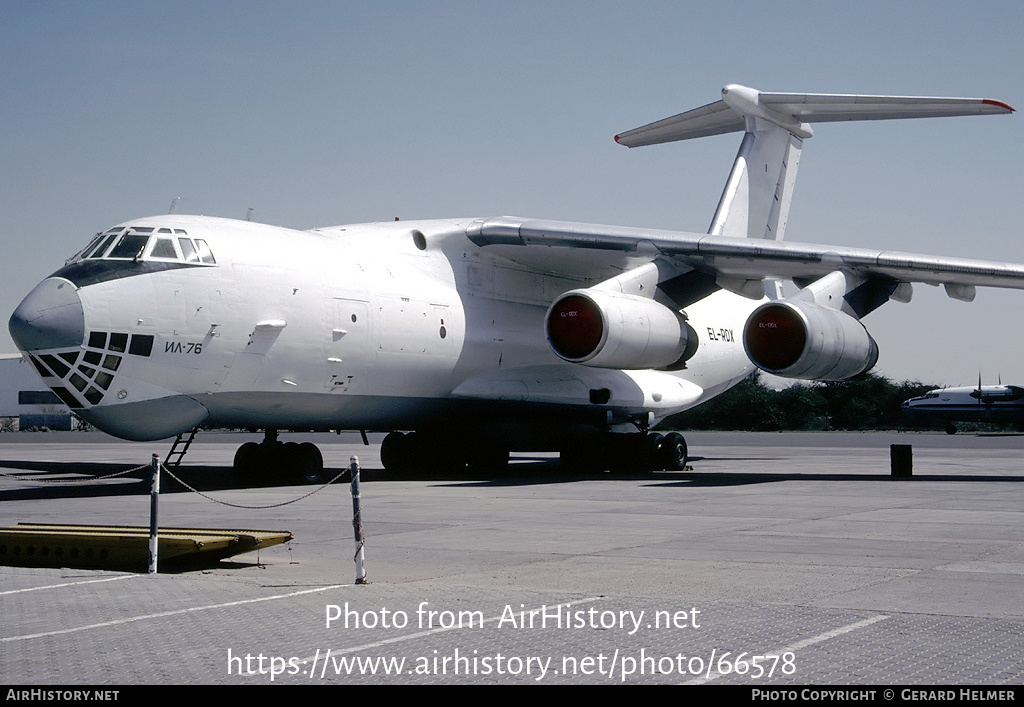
[[545, 289, 692, 369], [743, 300, 878, 381]]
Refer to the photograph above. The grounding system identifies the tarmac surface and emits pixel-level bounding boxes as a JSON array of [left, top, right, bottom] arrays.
[[1, 429, 1023, 686]]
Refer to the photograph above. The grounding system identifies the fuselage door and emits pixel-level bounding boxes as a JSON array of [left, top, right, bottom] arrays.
[[326, 298, 371, 393]]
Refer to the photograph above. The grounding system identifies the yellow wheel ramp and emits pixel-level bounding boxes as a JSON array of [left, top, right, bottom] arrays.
[[0, 523, 292, 570]]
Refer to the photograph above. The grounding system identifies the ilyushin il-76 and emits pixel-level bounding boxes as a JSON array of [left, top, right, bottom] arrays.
[[10, 85, 1022, 481]]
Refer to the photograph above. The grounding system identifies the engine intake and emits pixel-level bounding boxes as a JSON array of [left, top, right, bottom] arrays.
[[743, 300, 878, 380], [546, 289, 692, 369]]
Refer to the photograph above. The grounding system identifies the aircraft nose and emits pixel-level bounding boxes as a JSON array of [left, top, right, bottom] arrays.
[[9, 277, 85, 352]]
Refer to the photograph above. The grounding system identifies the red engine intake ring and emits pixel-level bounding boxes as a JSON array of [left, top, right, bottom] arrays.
[[546, 294, 605, 361], [743, 302, 808, 372]]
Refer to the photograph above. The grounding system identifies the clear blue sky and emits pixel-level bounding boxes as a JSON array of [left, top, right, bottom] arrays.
[[2, 1, 1022, 387]]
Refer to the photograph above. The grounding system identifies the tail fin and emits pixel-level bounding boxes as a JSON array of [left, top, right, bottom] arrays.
[[707, 121, 801, 240], [615, 84, 1013, 242]]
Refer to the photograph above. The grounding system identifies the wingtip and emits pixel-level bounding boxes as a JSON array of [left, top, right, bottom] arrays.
[[983, 98, 1015, 113]]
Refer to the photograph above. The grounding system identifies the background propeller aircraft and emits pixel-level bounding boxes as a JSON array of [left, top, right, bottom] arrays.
[[9, 85, 1022, 481], [902, 378, 1024, 434]]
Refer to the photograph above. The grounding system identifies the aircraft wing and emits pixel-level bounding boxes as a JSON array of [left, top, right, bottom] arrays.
[[467, 217, 1024, 298]]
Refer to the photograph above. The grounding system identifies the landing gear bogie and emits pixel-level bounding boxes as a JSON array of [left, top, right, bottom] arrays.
[[561, 431, 688, 473], [231, 431, 328, 484], [380, 431, 510, 475]]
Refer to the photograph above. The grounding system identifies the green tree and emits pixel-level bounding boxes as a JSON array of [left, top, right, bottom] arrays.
[[663, 370, 937, 431], [817, 372, 934, 430], [665, 371, 790, 431]]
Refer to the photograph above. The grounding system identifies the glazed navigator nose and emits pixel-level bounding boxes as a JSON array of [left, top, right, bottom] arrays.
[[9, 277, 85, 352]]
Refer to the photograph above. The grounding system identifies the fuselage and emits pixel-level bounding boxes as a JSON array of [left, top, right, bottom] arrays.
[[9, 214, 756, 444]]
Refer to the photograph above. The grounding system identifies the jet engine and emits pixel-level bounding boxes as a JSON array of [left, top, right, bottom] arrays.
[[545, 289, 692, 369], [742, 300, 878, 381]]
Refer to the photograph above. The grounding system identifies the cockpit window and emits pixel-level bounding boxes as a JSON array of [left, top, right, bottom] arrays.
[[84, 232, 120, 259], [149, 237, 177, 259], [194, 239, 216, 264], [107, 234, 151, 259], [74, 226, 216, 265], [179, 238, 198, 263], [78, 235, 102, 257]]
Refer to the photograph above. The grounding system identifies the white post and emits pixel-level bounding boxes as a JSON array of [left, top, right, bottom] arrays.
[[350, 456, 367, 583], [148, 454, 160, 574]]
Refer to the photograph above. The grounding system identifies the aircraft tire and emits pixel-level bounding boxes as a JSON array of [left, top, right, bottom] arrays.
[[281, 442, 300, 466], [294, 442, 326, 484], [233, 442, 263, 475], [608, 433, 649, 472], [646, 432, 666, 470], [380, 431, 410, 472], [659, 432, 687, 471]]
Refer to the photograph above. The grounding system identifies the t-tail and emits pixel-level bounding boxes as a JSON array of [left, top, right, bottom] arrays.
[[615, 84, 1013, 243]]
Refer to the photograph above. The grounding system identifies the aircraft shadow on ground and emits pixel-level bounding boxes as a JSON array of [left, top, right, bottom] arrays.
[[0, 459, 340, 501], [3, 456, 1024, 502]]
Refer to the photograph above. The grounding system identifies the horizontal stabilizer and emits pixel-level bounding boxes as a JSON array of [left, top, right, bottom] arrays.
[[615, 84, 1014, 146], [615, 99, 745, 144]]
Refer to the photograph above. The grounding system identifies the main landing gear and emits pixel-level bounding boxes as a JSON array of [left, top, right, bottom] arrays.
[[232, 429, 327, 484], [379, 429, 687, 474], [380, 431, 511, 474], [561, 431, 688, 473], [647, 431, 689, 471]]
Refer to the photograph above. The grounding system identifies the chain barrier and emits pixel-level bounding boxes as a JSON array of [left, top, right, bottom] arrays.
[[160, 463, 350, 509], [0, 465, 148, 483], [0, 461, 349, 509]]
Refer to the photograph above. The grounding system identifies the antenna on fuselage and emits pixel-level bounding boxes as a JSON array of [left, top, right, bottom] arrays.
[[168, 197, 181, 214], [246, 208, 254, 221]]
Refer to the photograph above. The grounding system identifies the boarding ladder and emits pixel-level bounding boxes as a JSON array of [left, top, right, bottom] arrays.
[[166, 427, 199, 468]]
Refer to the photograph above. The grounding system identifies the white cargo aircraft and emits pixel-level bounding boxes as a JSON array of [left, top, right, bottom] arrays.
[[9, 85, 1023, 481]]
